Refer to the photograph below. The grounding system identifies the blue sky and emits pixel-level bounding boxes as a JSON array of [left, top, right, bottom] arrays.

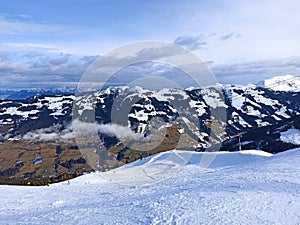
[[0, 0, 300, 89]]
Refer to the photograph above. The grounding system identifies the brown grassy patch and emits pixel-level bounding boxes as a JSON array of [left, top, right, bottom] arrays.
[[0, 139, 92, 185]]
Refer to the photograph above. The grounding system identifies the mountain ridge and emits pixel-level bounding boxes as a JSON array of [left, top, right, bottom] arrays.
[[0, 75, 299, 180]]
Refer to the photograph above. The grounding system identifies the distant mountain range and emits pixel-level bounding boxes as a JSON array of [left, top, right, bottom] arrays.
[[1, 74, 299, 100], [0, 75, 299, 155], [0, 87, 75, 100]]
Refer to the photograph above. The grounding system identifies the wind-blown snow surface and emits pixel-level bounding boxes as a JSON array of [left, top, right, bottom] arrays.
[[1, 149, 300, 225]]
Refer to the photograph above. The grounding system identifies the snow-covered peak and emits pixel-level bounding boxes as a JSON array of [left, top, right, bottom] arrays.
[[257, 74, 300, 92]]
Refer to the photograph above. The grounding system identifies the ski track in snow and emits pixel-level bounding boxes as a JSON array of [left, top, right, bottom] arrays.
[[0, 149, 300, 225]]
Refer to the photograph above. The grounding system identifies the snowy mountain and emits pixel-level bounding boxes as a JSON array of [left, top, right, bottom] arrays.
[[0, 87, 75, 100], [0, 75, 299, 180], [0, 147, 299, 224], [1, 76, 299, 152], [257, 74, 300, 92]]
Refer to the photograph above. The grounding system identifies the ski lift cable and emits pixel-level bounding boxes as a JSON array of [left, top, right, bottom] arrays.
[[262, 74, 300, 89], [232, 74, 300, 101], [229, 74, 300, 101]]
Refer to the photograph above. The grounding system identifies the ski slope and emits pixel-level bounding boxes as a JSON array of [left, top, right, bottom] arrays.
[[257, 74, 300, 92], [0, 149, 299, 225]]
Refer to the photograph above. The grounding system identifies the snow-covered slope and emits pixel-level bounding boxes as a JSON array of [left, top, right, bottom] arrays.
[[102, 150, 272, 186], [1, 148, 299, 225], [280, 128, 300, 145], [257, 74, 300, 92]]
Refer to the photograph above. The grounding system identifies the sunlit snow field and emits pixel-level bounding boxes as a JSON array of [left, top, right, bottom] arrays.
[[0, 148, 299, 225]]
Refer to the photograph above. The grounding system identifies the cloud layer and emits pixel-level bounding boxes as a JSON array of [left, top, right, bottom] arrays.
[[0, 50, 96, 89], [1, 0, 300, 89], [212, 57, 300, 85], [20, 120, 143, 144]]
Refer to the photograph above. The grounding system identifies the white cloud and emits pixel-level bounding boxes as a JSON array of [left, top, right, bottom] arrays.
[[23, 125, 65, 142], [2, 43, 60, 52], [0, 51, 97, 89], [173, 35, 207, 51], [20, 120, 143, 144], [1, 1, 300, 89], [167, 1, 300, 64], [0, 14, 64, 35], [212, 57, 300, 85], [72, 120, 143, 142]]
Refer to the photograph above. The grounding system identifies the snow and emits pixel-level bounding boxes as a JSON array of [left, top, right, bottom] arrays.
[[255, 119, 270, 127], [272, 114, 281, 121], [201, 87, 227, 109], [258, 74, 300, 92], [42, 96, 74, 112], [231, 112, 252, 128], [151, 88, 175, 102], [74, 96, 95, 115], [280, 129, 300, 145], [130, 109, 149, 121], [0, 106, 39, 118], [50, 110, 64, 116], [1, 148, 300, 224], [230, 87, 246, 111], [188, 100, 207, 116], [229, 84, 291, 121], [0, 101, 12, 105], [0, 95, 73, 119]]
